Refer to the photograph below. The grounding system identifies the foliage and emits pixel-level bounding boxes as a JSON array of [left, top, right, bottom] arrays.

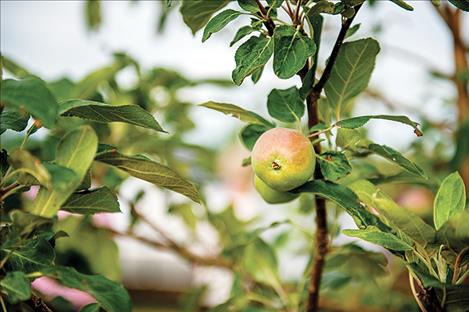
[[2, 0, 468, 311]]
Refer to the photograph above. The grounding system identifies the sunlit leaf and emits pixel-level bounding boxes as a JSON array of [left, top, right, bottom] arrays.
[[30, 126, 98, 217], [230, 25, 255, 47], [96, 150, 200, 203], [433, 172, 466, 230], [9, 149, 51, 188], [349, 180, 435, 246], [200, 101, 273, 126], [1, 76, 58, 128], [436, 210, 469, 251], [202, 9, 243, 42], [368, 144, 426, 178], [293, 180, 388, 230], [390, 0, 414, 11], [62, 187, 120, 214], [324, 38, 380, 115], [60, 99, 166, 132], [180, 0, 230, 34], [267, 87, 305, 123], [232, 35, 273, 85], [343, 226, 413, 251], [273, 25, 316, 79], [318, 151, 352, 181], [336, 114, 421, 136]]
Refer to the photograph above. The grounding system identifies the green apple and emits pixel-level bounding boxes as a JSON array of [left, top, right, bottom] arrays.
[[252, 127, 315, 191], [254, 175, 298, 204]]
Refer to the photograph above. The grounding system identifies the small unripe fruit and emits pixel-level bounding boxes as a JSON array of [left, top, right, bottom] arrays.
[[252, 128, 315, 191], [254, 175, 298, 204]]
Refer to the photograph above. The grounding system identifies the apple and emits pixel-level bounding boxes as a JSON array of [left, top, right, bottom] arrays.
[[254, 175, 298, 204], [252, 127, 315, 191]]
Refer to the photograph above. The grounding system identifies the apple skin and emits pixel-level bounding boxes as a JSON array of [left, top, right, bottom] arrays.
[[254, 175, 298, 204], [252, 127, 315, 191]]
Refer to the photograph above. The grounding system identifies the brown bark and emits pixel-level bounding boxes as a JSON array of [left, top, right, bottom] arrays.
[[434, 4, 469, 194]]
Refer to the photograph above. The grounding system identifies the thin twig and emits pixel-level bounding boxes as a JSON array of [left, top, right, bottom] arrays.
[[106, 226, 231, 268], [255, 0, 276, 35]]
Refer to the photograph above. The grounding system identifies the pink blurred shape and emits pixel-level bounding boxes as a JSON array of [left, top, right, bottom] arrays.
[[32, 276, 96, 309]]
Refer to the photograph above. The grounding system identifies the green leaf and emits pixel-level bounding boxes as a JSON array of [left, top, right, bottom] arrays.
[[96, 150, 200, 203], [324, 38, 380, 115], [243, 238, 280, 287], [85, 0, 101, 31], [436, 210, 469, 251], [230, 25, 255, 47], [343, 226, 413, 251], [336, 114, 422, 136], [349, 180, 435, 246], [180, 0, 230, 34], [1, 55, 30, 79], [39, 266, 131, 312], [267, 87, 305, 122], [390, 0, 414, 11], [1, 76, 58, 128], [1, 236, 55, 273], [202, 9, 243, 42], [273, 25, 316, 79], [345, 23, 361, 39], [200, 101, 273, 126], [368, 143, 427, 178], [45, 163, 79, 192], [0, 271, 31, 304], [0, 109, 29, 134], [237, 0, 259, 13], [60, 99, 165, 132], [9, 149, 51, 188], [30, 125, 98, 217], [307, 0, 337, 15], [232, 35, 274, 85], [318, 151, 352, 181], [293, 180, 388, 230], [240, 124, 271, 150], [448, 0, 469, 11], [434, 172, 466, 230], [62, 187, 121, 214]]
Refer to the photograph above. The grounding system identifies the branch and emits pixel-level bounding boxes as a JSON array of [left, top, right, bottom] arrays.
[[106, 226, 232, 268], [299, 4, 363, 312], [255, 0, 276, 36], [312, 4, 363, 99]]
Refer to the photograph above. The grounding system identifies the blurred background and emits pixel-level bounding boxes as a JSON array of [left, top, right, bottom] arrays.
[[1, 1, 468, 311]]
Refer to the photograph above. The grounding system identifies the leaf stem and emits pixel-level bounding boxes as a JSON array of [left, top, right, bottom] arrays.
[[452, 246, 469, 284], [409, 270, 428, 312], [0, 295, 6, 312]]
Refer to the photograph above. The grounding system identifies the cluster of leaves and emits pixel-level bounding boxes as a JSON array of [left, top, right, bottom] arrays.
[[2, 0, 468, 311], [176, 0, 469, 310], [0, 51, 235, 310]]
